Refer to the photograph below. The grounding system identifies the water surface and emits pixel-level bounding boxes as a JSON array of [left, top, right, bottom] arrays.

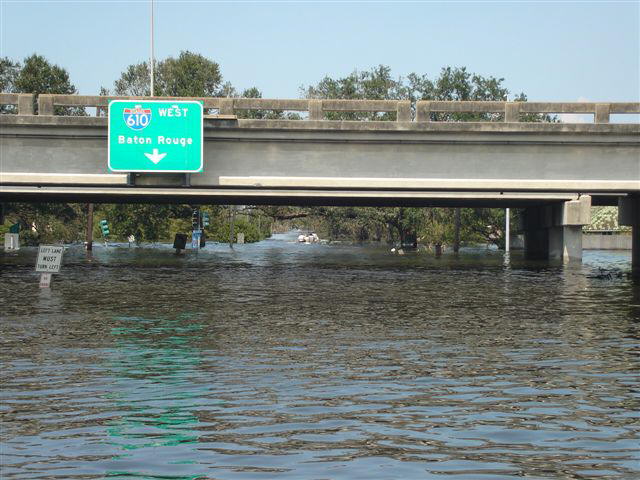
[[1, 234, 639, 479]]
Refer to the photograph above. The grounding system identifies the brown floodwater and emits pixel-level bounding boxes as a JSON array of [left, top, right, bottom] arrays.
[[1, 233, 639, 479]]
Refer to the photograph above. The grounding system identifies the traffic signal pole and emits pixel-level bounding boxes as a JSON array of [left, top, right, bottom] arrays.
[[86, 203, 94, 251], [191, 206, 201, 251], [229, 206, 235, 249]]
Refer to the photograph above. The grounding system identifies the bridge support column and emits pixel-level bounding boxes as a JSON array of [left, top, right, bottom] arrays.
[[548, 225, 583, 261], [619, 196, 639, 277], [524, 196, 591, 262], [523, 206, 550, 259]]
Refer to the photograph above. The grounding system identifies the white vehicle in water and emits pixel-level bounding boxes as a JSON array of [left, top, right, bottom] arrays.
[[297, 233, 319, 244]]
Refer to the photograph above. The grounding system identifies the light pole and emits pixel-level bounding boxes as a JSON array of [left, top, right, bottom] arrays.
[[505, 208, 510, 253], [150, 0, 155, 97]]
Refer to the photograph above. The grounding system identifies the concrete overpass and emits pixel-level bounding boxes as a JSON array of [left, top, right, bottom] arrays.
[[1, 94, 639, 271]]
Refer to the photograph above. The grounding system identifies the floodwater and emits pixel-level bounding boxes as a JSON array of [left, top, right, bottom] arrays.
[[1, 233, 639, 479]]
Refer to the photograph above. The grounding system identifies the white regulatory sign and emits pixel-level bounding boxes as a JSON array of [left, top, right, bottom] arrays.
[[35, 245, 64, 273], [4, 233, 20, 251]]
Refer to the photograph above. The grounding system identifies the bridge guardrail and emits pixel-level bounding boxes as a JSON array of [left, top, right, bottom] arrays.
[[0, 93, 35, 115], [0, 94, 638, 124], [415, 101, 640, 123]]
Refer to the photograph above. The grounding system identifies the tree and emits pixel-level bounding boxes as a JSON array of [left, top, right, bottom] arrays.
[[158, 51, 222, 97], [303, 65, 407, 121], [109, 51, 223, 98], [1, 54, 84, 115], [407, 66, 509, 121], [235, 87, 301, 120], [11, 54, 84, 115], [2, 202, 86, 244], [13, 54, 77, 96], [0, 57, 19, 92], [99, 204, 174, 243], [113, 62, 150, 97], [0, 57, 20, 113]]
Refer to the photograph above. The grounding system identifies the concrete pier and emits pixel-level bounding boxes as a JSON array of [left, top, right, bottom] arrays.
[[524, 196, 591, 261], [619, 196, 640, 277]]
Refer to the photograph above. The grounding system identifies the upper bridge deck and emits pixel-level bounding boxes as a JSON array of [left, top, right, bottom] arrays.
[[1, 94, 638, 206]]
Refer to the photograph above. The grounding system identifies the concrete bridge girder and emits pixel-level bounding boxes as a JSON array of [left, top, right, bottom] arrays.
[[1, 116, 639, 195]]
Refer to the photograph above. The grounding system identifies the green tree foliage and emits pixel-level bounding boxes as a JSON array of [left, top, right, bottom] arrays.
[[0, 57, 20, 92], [303, 65, 407, 121], [113, 62, 150, 97], [157, 51, 222, 97], [2, 203, 87, 244], [1, 54, 85, 115], [236, 87, 277, 119], [459, 208, 507, 249], [0, 57, 20, 114], [13, 54, 77, 96], [99, 204, 175, 243], [206, 207, 271, 243], [109, 50, 223, 98], [233, 87, 301, 120]]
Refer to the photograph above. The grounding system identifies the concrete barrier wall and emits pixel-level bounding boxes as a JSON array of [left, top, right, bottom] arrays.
[[583, 234, 632, 250]]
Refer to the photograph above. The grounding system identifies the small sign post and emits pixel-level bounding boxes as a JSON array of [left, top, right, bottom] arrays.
[[39, 273, 52, 288], [191, 230, 202, 251], [35, 245, 64, 288]]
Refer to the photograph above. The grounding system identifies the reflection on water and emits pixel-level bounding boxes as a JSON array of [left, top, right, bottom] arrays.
[[1, 233, 639, 479], [105, 315, 203, 479]]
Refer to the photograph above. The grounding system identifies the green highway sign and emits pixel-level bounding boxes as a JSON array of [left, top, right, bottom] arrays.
[[108, 100, 203, 173]]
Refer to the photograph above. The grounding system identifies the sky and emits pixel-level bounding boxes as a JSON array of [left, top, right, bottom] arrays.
[[1, 0, 639, 118]]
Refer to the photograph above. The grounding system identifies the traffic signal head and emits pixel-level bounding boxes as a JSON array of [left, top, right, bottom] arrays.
[[99, 219, 110, 236], [202, 212, 210, 227], [191, 210, 199, 229]]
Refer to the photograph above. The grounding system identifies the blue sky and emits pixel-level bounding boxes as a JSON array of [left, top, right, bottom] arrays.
[[1, 0, 639, 110]]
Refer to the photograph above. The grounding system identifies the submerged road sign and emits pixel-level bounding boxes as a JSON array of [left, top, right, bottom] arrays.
[[35, 245, 64, 273], [108, 100, 203, 173]]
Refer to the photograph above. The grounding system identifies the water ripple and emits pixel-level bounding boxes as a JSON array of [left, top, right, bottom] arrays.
[[1, 236, 639, 479]]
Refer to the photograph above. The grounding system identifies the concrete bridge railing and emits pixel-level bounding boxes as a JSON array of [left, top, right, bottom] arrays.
[[1, 93, 638, 124], [0, 93, 35, 115], [415, 101, 639, 123]]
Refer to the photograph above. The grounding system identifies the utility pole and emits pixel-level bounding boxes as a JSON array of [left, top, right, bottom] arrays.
[[86, 203, 94, 251], [229, 205, 235, 249], [150, 0, 155, 96], [505, 208, 510, 252], [453, 208, 461, 253], [86, 105, 101, 251]]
